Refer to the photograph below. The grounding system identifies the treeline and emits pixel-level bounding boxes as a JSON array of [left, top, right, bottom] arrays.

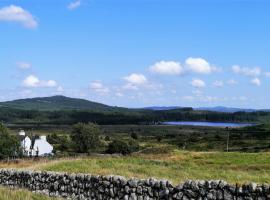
[[0, 107, 268, 125]]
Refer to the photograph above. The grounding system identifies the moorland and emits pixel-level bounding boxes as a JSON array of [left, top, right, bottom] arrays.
[[1, 96, 270, 199]]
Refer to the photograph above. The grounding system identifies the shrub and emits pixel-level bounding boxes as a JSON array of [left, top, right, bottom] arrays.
[[48, 133, 73, 152], [104, 136, 110, 141], [107, 139, 139, 155], [131, 132, 139, 140]]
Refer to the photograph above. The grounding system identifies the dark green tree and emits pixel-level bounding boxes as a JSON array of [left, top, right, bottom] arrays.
[[71, 123, 101, 153], [0, 123, 21, 159]]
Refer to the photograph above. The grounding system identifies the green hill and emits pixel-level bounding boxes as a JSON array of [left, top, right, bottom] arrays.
[[0, 95, 124, 112]]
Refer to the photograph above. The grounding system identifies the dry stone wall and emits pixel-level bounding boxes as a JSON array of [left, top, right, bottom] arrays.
[[0, 169, 269, 200]]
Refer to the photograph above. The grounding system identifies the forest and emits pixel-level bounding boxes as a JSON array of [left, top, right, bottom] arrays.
[[0, 106, 268, 125]]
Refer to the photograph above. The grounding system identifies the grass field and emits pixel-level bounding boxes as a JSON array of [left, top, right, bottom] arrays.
[[4, 124, 270, 188], [0, 187, 58, 200], [2, 150, 267, 185]]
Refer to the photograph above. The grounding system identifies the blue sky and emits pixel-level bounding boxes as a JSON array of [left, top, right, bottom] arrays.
[[1, 0, 270, 108]]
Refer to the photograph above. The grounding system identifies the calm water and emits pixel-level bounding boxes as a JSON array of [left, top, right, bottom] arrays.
[[163, 121, 254, 127]]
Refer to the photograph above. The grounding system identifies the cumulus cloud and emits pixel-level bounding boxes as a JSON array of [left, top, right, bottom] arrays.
[[185, 57, 218, 74], [67, 0, 81, 10], [250, 78, 261, 86], [232, 65, 261, 77], [90, 81, 109, 95], [124, 73, 147, 85], [16, 61, 31, 69], [23, 75, 57, 88], [123, 73, 147, 91], [149, 61, 184, 75], [0, 5, 38, 28], [213, 80, 224, 87], [56, 86, 64, 92], [190, 79, 206, 88]]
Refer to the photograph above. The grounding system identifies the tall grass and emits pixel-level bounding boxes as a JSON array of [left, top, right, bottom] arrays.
[[33, 151, 270, 184]]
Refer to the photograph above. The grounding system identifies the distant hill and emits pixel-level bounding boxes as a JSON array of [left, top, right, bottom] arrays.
[[144, 106, 260, 113], [0, 95, 125, 112], [143, 106, 182, 111], [0, 95, 267, 114], [0, 96, 267, 124], [195, 106, 257, 113]]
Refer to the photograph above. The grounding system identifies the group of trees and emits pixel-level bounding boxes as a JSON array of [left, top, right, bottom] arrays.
[[0, 124, 21, 159], [0, 106, 266, 125], [48, 123, 140, 156]]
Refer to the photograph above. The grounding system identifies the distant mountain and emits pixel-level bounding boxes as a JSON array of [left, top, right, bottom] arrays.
[[195, 106, 257, 113], [0, 95, 267, 113], [143, 106, 182, 111], [0, 95, 125, 112], [144, 106, 262, 113]]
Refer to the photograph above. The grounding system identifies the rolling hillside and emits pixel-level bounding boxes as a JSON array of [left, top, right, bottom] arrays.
[[0, 95, 125, 112]]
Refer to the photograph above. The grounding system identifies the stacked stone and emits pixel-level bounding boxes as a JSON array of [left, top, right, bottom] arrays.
[[0, 169, 269, 199]]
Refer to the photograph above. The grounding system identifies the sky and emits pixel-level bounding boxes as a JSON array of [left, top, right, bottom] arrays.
[[1, 0, 270, 109]]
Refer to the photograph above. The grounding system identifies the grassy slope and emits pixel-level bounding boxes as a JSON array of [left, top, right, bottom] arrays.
[[19, 151, 270, 185], [0, 95, 121, 112], [0, 188, 58, 200]]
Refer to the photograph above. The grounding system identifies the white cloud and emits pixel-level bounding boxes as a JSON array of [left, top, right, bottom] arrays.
[[17, 61, 31, 69], [45, 80, 57, 87], [0, 5, 38, 28], [67, 0, 81, 10], [90, 81, 109, 95], [23, 75, 39, 87], [250, 78, 261, 86], [213, 80, 224, 87], [149, 61, 184, 75], [56, 86, 64, 92], [22, 75, 57, 88], [227, 79, 238, 85], [190, 79, 206, 88], [232, 65, 261, 77], [124, 73, 147, 85], [185, 57, 218, 74]]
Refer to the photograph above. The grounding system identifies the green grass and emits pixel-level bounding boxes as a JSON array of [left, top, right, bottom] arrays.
[[34, 151, 270, 185], [0, 188, 58, 200]]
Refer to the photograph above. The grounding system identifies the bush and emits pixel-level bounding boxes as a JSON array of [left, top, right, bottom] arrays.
[[48, 133, 72, 152], [107, 139, 139, 155], [131, 132, 139, 140], [0, 123, 21, 159], [71, 123, 102, 153], [104, 136, 110, 141]]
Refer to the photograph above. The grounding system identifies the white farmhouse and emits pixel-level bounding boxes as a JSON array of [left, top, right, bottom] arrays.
[[19, 130, 32, 156], [32, 136, 53, 156], [18, 130, 53, 157]]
